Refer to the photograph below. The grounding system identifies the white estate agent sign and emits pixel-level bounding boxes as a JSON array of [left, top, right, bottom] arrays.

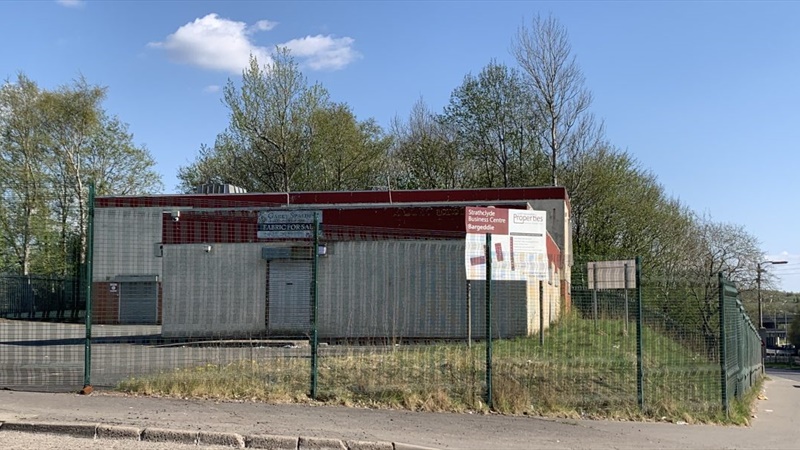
[[464, 207, 548, 281], [257, 210, 323, 239]]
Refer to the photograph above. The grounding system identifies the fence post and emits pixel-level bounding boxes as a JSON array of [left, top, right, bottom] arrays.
[[635, 256, 644, 412], [539, 280, 545, 346], [624, 262, 630, 335], [310, 212, 319, 400], [83, 183, 95, 391], [485, 233, 492, 410], [592, 262, 598, 330], [466, 280, 472, 348], [718, 272, 729, 416]]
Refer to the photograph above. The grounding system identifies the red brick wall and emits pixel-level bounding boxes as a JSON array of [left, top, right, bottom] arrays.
[[92, 282, 119, 324], [91, 282, 162, 325]]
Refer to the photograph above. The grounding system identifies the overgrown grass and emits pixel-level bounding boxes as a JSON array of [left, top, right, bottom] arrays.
[[116, 314, 760, 424]]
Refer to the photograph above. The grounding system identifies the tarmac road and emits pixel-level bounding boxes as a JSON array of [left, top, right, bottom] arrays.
[[0, 369, 799, 449]]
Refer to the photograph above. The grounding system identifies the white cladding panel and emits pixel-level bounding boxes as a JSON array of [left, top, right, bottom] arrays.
[[528, 198, 572, 282], [94, 207, 163, 281], [161, 243, 266, 337]]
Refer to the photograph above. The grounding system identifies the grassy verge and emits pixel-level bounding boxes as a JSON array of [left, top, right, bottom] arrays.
[[116, 314, 760, 424]]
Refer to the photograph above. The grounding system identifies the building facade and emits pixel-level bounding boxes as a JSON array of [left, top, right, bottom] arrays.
[[92, 187, 572, 339]]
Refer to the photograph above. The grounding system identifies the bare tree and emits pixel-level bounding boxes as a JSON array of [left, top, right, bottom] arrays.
[[390, 97, 465, 189], [512, 14, 593, 186]]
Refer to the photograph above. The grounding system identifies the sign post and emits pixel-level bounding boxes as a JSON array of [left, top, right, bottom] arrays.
[[485, 233, 492, 410], [257, 209, 324, 400]]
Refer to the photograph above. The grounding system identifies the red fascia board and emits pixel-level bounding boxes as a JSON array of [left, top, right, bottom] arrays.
[[161, 205, 544, 244], [95, 187, 569, 209]]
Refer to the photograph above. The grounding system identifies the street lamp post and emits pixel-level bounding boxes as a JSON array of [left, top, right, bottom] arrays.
[[757, 260, 788, 329]]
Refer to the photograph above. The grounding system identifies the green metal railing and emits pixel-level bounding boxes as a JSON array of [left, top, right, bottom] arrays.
[[719, 273, 762, 415]]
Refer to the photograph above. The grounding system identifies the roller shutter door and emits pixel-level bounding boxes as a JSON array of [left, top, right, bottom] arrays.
[[119, 281, 158, 324], [268, 261, 311, 334]]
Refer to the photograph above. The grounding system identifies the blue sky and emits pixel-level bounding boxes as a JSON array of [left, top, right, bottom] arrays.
[[1, 1, 798, 292]]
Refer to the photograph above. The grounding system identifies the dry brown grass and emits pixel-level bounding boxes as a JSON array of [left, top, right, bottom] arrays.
[[116, 317, 760, 424]]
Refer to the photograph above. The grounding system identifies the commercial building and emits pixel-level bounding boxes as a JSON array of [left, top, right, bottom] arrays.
[[92, 187, 572, 339]]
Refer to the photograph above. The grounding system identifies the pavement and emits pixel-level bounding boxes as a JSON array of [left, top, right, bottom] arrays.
[[1, 369, 799, 449]]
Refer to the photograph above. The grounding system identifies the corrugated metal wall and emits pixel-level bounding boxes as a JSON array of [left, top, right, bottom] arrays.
[[159, 239, 561, 339], [161, 243, 266, 337], [317, 240, 549, 339], [93, 207, 163, 281]]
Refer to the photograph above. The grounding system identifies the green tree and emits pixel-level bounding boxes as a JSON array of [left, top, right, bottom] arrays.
[[1, 73, 162, 276], [789, 313, 800, 349], [39, 78, 162, 271], [180, 49, 388, 194], [212, 50, 323, 192], [86, 114, 162, 196], [176, 132, 243, 193], [0, 74, 50, 274], [564, 146, 693, 265], [306, 104, 389, 191], [443, 61, 547, 187]]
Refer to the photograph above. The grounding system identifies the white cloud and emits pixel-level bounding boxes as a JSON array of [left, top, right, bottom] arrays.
[[282, 35, 361, 71], [149, 14, 359, 73], [148, 13, 271, 73], [56, 0, 85, 7], [202, 85, 221, 94], [247, 20, 278, 34]]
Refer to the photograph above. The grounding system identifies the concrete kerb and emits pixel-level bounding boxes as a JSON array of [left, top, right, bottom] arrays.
[[0, 421, 98, 439], [96, 424, 142, 440], [199, 430, 246, 447], [246, 433, 299, 449], [0, 420, 439, 450], [141, 426, 199, 445], [345, 440, 394, 450], [299, 436, 348, 449], [392, 443, 441, 450]]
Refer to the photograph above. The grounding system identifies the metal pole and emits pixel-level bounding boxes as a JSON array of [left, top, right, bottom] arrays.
[[466, 280, 472, 348], [83, 183, 95, 391], [592, 262, 598, 330], [485, 233, 493, 410], [624, 263, 629, 335], [635, 256, 644, 412], [539, 280, 545, 346], [310, 213, 319, 399], [757, 264, 763, 329], [718, 272, 729, 416]]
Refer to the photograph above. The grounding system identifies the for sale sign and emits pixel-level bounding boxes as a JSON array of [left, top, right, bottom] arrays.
[[465, 207, 509, 234], [464, 207, 548, 281], [257, 210, 322, 239]]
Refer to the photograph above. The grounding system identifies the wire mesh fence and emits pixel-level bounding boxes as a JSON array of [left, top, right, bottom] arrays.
[[0, 195, 88, 391], [720, 275, 762, 415], [0, 196, 765, 419]]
